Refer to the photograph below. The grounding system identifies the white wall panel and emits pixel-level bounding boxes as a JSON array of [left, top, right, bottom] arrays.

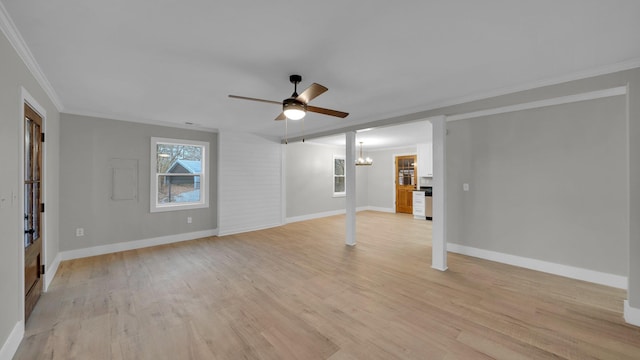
[[219, 132, 282, 235]]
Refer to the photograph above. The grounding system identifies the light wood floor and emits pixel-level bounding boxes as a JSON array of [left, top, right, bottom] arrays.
[[15, 211, 640, 359]]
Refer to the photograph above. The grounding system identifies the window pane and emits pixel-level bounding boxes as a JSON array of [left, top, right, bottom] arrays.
[[158, 175, 201, 203], [33, 121, 41, 181], [32, 182, 40, 240], [334, 158, 345, 175], [25, 119, 32, 180], [156, 144, 202, 173], [24, 183, 32, 247], [334, 176, 345, 193]]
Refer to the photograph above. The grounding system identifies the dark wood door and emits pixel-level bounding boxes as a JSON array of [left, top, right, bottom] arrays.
[[395, 155, 416, 214], [24, 103, 43, 320]]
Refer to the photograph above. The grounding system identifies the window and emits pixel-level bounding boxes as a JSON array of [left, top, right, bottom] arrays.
[[333, 155, 345, 197], [150, 137, 209, 212]]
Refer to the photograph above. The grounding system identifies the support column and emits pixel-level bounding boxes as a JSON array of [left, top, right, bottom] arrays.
[[345, 131, 356, 246], [431, 115, 447, 271]]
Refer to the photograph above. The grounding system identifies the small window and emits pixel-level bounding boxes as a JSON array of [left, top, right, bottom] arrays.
[[150, 137, 209, 212], [333, 155, 345, 197]]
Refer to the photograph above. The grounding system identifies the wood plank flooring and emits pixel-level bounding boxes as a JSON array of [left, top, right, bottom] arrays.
[[15, 211, 640, 359]]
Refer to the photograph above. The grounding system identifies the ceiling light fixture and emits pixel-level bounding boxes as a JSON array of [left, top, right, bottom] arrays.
[[356, 142, 373, 166], [283, 98, 307, 120]]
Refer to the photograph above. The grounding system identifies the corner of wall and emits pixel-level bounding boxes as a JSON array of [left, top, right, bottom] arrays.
[[44, 252, 62, 291], [624, 300, 640, 327]]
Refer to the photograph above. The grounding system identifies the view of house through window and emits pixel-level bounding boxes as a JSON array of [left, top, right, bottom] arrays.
[[151, 137, 209, 212]]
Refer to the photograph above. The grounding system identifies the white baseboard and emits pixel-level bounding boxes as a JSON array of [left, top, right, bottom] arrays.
[[286, 209, 347, 224], [59, 229, 218, 261], [447, 243, 627, 289], [218, 222, 282, 236], [624, 300, 640, 327], [363, 206, 395, 213], [0, 320, 24, 360], [285, 207, 391, 224], [44, 252, 61, 291]]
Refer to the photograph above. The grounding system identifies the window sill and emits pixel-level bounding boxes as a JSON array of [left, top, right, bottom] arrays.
[[150, 202, 208, 213]]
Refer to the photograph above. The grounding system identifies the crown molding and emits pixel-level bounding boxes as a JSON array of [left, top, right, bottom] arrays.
[[0, 1, 63, 111]]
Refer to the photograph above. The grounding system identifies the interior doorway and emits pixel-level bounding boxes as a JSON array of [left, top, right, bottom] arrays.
[[24, 102, 43, 321], [395, 154, 416, 214]]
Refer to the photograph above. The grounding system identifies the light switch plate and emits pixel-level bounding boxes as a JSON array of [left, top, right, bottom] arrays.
[[463, 183, 469, 191]]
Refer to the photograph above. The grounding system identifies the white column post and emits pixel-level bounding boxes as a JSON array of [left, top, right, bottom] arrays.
[[280, 143, 287, 225], [345, 131, 356, 246], [432, 115, 447, 271]]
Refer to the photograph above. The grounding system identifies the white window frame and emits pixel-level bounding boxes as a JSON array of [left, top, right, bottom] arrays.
[[333, 154, 346, 197], [150, 137, 209, 212]]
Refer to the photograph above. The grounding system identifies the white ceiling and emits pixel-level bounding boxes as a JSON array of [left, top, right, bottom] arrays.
[[305, 120, 432, 151], [3, 0, 640, 143]]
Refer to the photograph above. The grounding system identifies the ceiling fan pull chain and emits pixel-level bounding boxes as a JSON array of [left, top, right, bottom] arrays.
[[302, 118, 305, 142], [285, 118, 288, 144]]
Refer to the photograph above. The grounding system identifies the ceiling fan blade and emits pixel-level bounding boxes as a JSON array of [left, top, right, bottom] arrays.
[[275, 112, 286, 121], [228, 95, 281, 105], [307, 105, 349, 118], [296, 83, 328, 103]]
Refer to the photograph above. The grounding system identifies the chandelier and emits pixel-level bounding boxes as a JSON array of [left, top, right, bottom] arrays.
[[355, 142, 373, 166]]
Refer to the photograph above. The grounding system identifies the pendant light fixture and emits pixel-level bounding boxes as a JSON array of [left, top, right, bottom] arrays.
[[355, 142, 373, 166]]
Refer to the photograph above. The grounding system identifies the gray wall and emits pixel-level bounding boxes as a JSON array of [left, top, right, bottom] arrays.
[[628, 70, 640, 308], [59, 114, 217, 251], [286, 142, 368, 219], [367, 146, 417, 211], [0, 31, 60, 350], [446, 96, 628, 275]]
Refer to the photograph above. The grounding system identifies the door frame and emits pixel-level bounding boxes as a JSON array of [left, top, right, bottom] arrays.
[[391, 151, 417, 213], [20, 87, 47, 320]]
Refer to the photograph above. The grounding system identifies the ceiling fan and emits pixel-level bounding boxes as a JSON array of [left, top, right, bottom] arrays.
[[228, 75, 349, 121]]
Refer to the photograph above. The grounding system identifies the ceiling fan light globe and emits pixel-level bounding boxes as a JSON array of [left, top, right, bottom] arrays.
[[283, 98, 307, 120], [284, 108, 306, 120]]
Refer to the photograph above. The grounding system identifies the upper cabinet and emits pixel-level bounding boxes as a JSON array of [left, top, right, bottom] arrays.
[[417, 143, 433, 177]]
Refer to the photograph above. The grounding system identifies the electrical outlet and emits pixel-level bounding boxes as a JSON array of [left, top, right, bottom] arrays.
[[76, 228, 84, 237], [187, 217, 192, 224], [463, 183, 469, 192]]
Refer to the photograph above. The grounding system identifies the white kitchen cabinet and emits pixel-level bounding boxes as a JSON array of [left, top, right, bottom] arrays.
[[417, 143, 433, 177], [413, 190, 425, 219]]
